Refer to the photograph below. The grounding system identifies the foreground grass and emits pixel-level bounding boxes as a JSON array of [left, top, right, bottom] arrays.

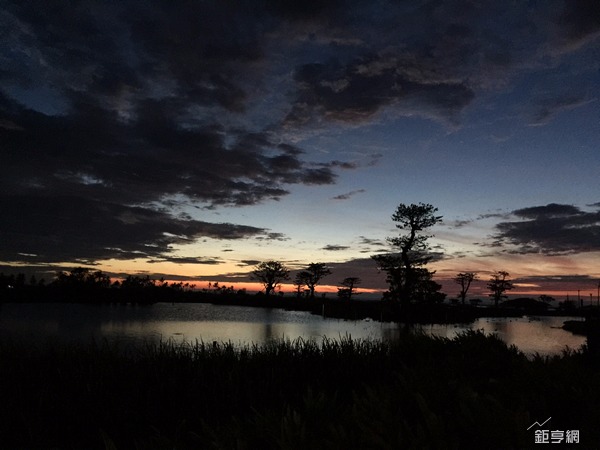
[[0, 331, 599, 449]]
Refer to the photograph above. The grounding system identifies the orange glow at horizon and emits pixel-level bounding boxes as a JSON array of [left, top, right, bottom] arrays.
[[186, 281, 382, 295]]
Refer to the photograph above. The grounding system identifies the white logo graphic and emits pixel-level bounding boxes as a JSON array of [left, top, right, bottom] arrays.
[[527, 417, 580, 444]]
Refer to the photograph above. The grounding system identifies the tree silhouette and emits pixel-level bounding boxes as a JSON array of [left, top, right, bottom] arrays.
[[411, 268, 446, 304], [293, 272, 307, 298], [296, 263, 332, 299], [454, 272, 477, 305], [373, 203, 442, 307], [487, 271, 513, 307], [338, 277, 361, 300], [251, 261, 290, 296], [539, 294, 555, 304], [54, 268, 111, 289], [120, 275, 156, 290]]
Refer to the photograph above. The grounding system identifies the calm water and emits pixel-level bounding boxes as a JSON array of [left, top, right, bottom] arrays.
[[0, 302, 586, 357]]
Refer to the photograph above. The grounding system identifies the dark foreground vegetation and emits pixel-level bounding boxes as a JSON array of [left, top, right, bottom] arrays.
[[1, 331, 600, 449]]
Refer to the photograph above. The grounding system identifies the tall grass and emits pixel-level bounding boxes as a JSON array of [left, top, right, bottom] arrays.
[[0, 330, 599, 449]]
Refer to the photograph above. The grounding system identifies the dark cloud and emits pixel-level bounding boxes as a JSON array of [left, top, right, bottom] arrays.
[[0, 195, 274, 263], [264, 0, 342, 21], [511, 274, 599, 294], [517, 274, 596, 284], [477, 212, 509, 220], [0, 55, 326, 267], [558, 0, 600, 49], [511, 204, 582, 219], [449, 219, 474, 229], [147, 256, 223, 265], [0, 93, 341, 207], [288, 55, 475, 124], [357, 236, 387, 253], [2, 1, 596, 130], [322, 160, 359, 170], [331, 189, 365, 200], [0, 0, 351, 269], [1, 0, 597, 269], [322, 244, 350, 251], [279, 0, 598, 127], [492, 203, 600, 254], [110, 271, 204, 282], [254, 232, 290, 242], [279, 1, 535, 126], [358, 236, 385, 246], [237, 260, 261, 267]]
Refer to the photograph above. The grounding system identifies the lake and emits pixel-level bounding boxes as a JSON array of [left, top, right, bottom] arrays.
[[0, 302, 586, 357]]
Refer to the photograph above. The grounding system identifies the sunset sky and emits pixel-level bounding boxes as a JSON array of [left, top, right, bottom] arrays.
[[1, 1, 599, 300]]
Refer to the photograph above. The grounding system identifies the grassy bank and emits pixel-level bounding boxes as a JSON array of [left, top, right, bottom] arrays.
[[1, 331, 599, 449]]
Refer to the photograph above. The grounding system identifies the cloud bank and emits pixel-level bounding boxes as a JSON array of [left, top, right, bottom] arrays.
[[1, 0, 598, 268], [493, 203, 600, 255]]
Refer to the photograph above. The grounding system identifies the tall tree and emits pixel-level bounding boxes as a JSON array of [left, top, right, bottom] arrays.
[[251, 261, 290, 296], [296, 263, 332, 299], [373, 203, 443, 306], [487, 271, 513, 307], [454, 272, 477, 306]]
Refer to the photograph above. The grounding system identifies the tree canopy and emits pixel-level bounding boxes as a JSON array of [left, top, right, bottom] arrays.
[[373, 203, 443, 306], [251, 261, 290, 296], [54, 268, 111, 289], [454, 272, 477, 305], [295, 263, 332, 299], [338, 277, 361, 300], [487, 271, 514, 307]]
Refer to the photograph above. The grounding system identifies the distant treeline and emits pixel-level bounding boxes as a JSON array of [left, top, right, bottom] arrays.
[[0, 267, 352, 307], [0, 268, 215, 304], [0, 267, 587, 323], [0, 267, 383, 318]]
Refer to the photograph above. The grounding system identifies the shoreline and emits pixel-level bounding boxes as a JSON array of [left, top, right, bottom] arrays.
[[1, 287, 594, 325]]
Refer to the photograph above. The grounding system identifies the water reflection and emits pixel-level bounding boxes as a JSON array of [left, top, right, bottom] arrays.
[[0, 303, 586, 356], [416, 316, 586, 356]]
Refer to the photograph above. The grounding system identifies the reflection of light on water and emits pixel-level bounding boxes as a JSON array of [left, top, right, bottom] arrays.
[[93, 303, 406, 345], [416, 316, 586, 357], [0, 303, 587, 356], [100, 317, 404, 347]]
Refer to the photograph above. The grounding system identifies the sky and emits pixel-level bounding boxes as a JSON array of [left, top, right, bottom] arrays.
[[1, 0, 599, 300]]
